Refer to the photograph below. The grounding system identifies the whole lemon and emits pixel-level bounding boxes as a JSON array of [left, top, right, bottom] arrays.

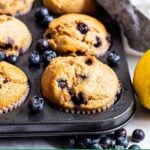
[[133, 49, 150, 109]]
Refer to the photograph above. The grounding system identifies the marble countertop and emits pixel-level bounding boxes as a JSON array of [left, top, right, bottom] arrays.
[[125, 53, 150, 149]]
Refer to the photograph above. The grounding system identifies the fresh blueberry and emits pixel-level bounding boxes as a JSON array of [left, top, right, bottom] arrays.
[[115, 128, 127, 138], [35, 7, 49, 20], [7, 55, 18, 64], [76, 137, 91, 148], [128, 145, 141, 149], [28, 51, 40, 66], [62, 136, 76, 148], [132, 129, 145, 143], [43, 50, 57, 64], [28, 96, 44, 113], [99, 136, 112, 149], [116, 137, 129, 148], [90, 143, 102, 149], [75, 139, 86, 148], [41, 15, 54, 27], [36, 39, 49, 53], [107, 51, 120, 67], [91, 136, 101, 144], [111, 138, 116, 148], [0, 51, 6, 61], [83, 137, 92, 148], [77, 23, 89, 34], [106, 133, 116, 148]]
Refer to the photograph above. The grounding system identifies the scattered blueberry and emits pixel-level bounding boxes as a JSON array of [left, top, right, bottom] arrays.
[[0, 51, 6, 61], [116, 137, 129, 148], [28, 96, 44, 113], [99, 136, 112, 149], [107, 51, 120, 67], [75, 141, 86, 148], [35, 7, 54, 27], [7, 55, 18, 64], [91, 137, 101, 145], [84, 137, 92, 147], [128, 144, 141, 149], [115, 128, 127, 138], [76, 137, 92, 148], [35, 7, 49, 20], [60, 128, 145, 149], [41, 15, 54, 27], [132, 129, 145, 143], [111, 138, 116, 148], [62, 137, 76, 148], [77, 23, 89, 34], [28, 51, 40, 66], [43, 50, 57, 64], [36, 39, 49, 53], [90, 134, 105, 144], [90, 143, 102, 149]]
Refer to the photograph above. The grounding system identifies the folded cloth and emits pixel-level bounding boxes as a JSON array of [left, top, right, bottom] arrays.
[[96, 0, 150, 52]]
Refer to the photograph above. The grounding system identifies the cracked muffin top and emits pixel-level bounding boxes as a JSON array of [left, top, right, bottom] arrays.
[[0, 15, 32, 56], [0, 0, 34, 16], [44, 14, 111, 57], [41, 56, 120, 113]]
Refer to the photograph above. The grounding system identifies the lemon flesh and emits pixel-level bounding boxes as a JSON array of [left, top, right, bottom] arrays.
[[133, 49, 150, 109]]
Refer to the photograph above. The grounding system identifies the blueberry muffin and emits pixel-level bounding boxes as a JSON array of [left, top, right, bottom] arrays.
[[43, 0, 97, 15], [0, 61, 29, 114], [44, 14, 111, 57], [41, 56, 120, 114], [0, 0, 34, 16], [0, 15, 32, 56]]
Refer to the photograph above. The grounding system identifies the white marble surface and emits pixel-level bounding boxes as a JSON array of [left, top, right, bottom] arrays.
[[125, 53, 150, 149], [130, 0, 150, 19]]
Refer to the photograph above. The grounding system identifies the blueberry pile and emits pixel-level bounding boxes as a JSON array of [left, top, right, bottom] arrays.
[[28, 38, 57, 66], [28, 96, 45, 113], [0, 51, 18, 64], [61, 128, 145, 149], [35, 7, 54, 27], [107, 51, 120, 67]]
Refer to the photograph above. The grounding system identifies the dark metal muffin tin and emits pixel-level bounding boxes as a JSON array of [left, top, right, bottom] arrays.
[[0, 0, 136, 137]]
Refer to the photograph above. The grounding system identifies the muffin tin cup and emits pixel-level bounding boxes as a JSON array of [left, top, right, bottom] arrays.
[[0, 85, 29, 114], [0, 0, 136, 137]]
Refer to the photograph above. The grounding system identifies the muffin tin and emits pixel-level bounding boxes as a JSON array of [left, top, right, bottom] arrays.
[[0, 0, 136, 137]]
